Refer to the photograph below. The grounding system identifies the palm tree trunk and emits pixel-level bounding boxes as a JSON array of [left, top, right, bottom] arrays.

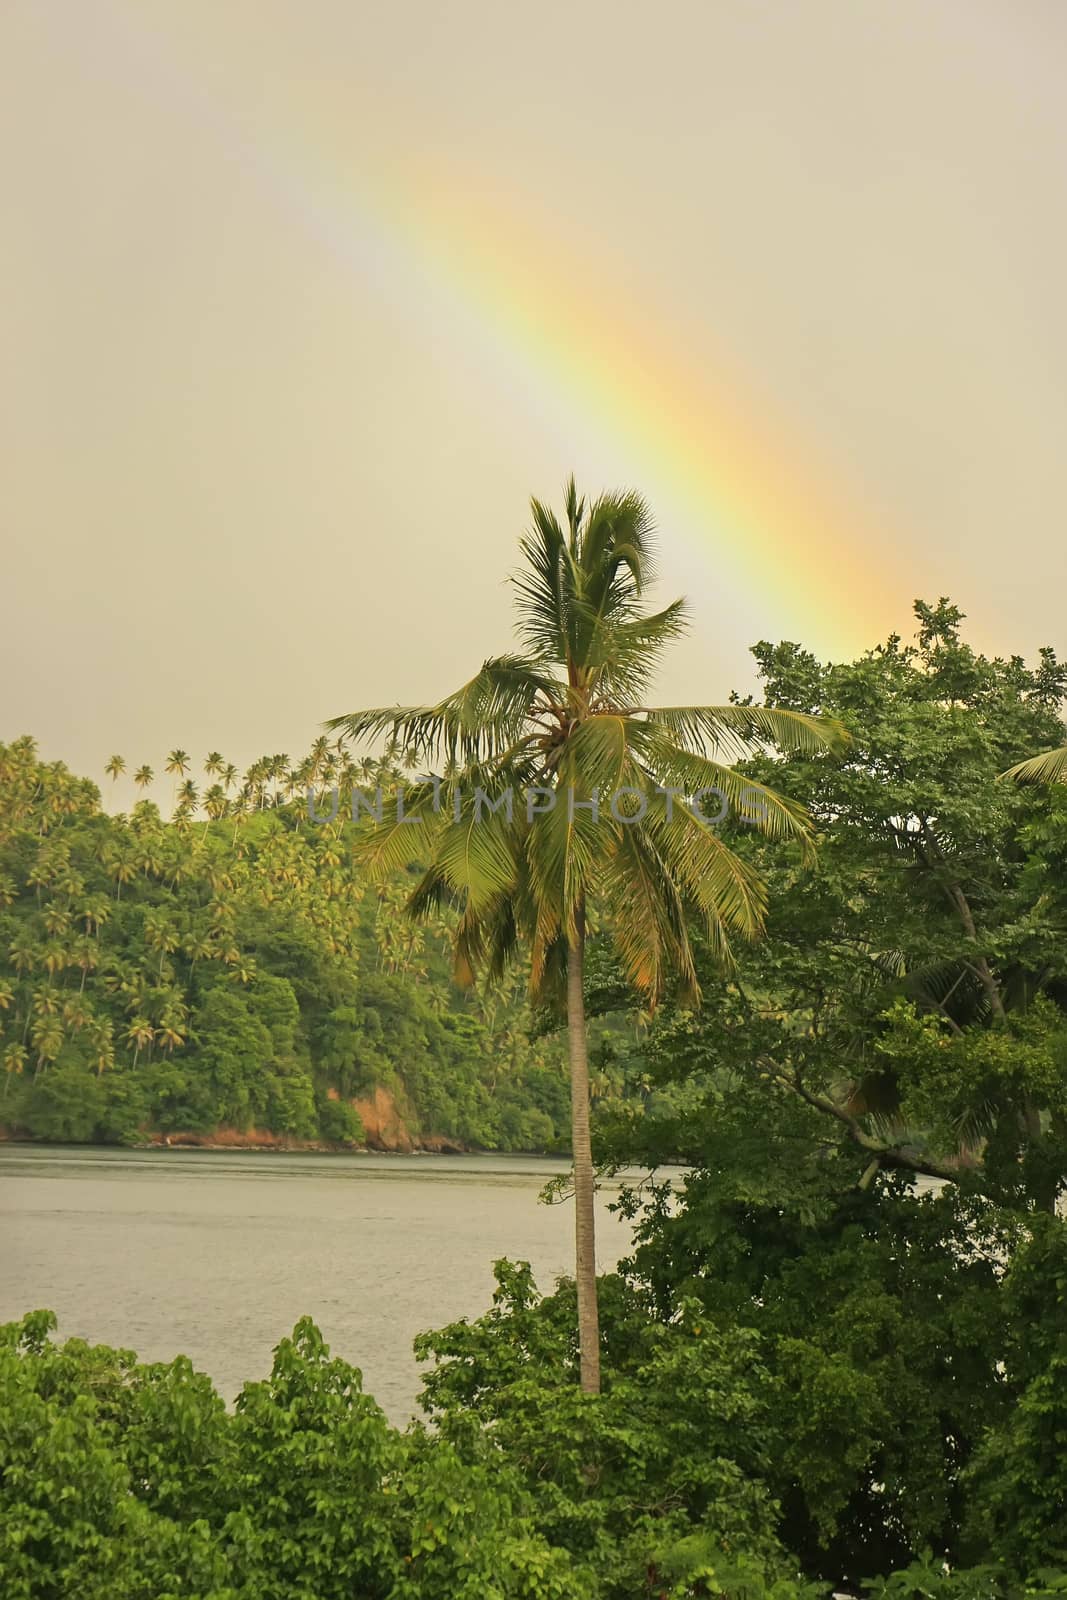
[[566, 904, 601, 1394]]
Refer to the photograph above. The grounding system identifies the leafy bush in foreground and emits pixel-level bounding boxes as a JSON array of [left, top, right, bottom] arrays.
[[0, 1310, 581, 1600], [3, 1283, 1067, 1600]]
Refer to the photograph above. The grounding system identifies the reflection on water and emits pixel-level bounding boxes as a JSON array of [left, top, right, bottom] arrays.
[[0, 1145, 659, 1421]]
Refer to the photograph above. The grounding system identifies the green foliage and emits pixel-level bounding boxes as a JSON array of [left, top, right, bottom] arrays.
[[964, 1219, 1067, 1572], [479, 602, 1067, 1588], [417, 1262, 789, 1595], [313, 1091, 364, 1144], [0, 1311, 582, 1600], [15, 1061, 108, 1142], [412, 1179, 1067, 1593], [4, 604, 1067, 1594], [328, 478, 843, 1013], [0, 737, 579, 1151], [620, 1134, 1018, 1580]]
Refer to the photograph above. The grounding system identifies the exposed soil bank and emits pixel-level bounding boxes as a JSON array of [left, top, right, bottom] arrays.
[[143, 1125, 466, 1155], [0, 1082, 468, 1157]]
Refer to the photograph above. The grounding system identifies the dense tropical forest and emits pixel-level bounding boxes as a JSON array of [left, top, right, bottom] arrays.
[[5, 572, 1067, 1595], [0, 738, 580, 1151]]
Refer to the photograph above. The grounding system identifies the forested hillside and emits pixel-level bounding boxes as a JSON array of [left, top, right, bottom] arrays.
[[0, 738, 579, 1150], [4, 598, 1066, 1183], [6, 605, 1067, 1591]]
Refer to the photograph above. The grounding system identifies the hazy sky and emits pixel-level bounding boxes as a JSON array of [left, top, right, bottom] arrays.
[[3, 0, 1066, 808]]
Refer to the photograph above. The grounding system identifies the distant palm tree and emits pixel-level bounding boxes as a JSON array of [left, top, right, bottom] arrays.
[[143, 912, 180, 979], [41, 906, 71, 939], [183, 931, 214, 971], [133, 765, 154, 791], [124, 1017, 154, 1068], [61, 998, 92, 1033], [139, 836, 165, 879], [1001, 743, 1067, 784], [106, 844, 137, 901], [203, 784, 228, 832], [330, 478, 845, 1392], [8, 934, 36, 977], [165, 749, 190, 810], [3, 1041, 28, 1096], [87, 1019, 114, 1077], [41, 942, 67, 979], [72, 936, 98, 993], [309, 736, 332, 785], [157, 1015, 186, 1054], [30, 1014, 63, 1076], [104, 754, 126, 784], [225, 955, 257, 985], [177, 778, 200, 814]]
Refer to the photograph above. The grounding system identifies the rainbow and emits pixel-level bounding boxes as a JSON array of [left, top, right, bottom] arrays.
[[377, 167, 899, 650], [82, 0, 901, 657]]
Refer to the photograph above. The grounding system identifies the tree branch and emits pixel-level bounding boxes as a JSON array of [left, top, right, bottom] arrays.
[[916, 820, 1006, 1023], [759, 1056, 961, 1184]]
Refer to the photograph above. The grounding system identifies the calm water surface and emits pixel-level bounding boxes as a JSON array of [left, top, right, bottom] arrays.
[[0, 1145, 647, 1421]]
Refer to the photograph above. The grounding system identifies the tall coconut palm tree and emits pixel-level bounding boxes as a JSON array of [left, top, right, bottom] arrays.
[[104, 754, 126, 784], [30, 1014, 63, 1076], [41, 905, 71, 939], [124, 1016, 154, 1068], [8, 933, 36, 978], [106, 844, 137, 902], [80, 896, 110, 937], [1001, 743, 1067, 784], [183, 930, 214, 971], [133, 764, 155, 791], [203, 783, 228, 834], [309, 735, 333, 785], [87, 1019, 114, 1078], [3, 1041, 27, 1097], [72, 936, 98, 993], [61, 998, 93, 1033], [143, 912, 180, 979], [165, 749, 190, 811], [157, 1016, 186, 1054], [177, 778, 200, 815], [329, 479, 845, 1392]]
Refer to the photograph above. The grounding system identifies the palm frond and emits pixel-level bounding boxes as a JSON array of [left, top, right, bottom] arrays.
[[643, 802, 768, 948], [327, 656, 559, 767], [586, 600, 690, 701], [406, 865, 461, 921], [580, 490, 657, 594], [645, 703, 848, 760], [513, 500, 569, 660], [640, 739, 816, 860], [434, 795, 522, 915], [524, 744, 618, 936], [1000, 743, 1067, 785], [348, 782, 440, 881], [601, 821, 698, 1004], [454, 893, 522, 988]]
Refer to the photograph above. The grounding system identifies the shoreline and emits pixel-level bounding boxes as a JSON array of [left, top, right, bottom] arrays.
[[0, 1126, 565, 1160]]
